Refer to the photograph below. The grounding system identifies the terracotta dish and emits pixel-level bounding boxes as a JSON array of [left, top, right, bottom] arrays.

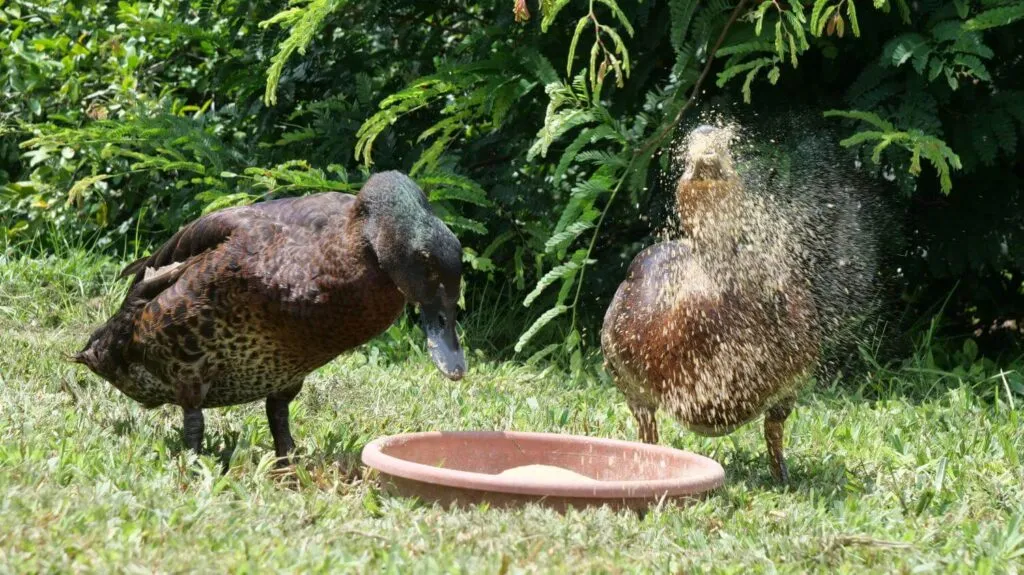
[[361, 430, 725, 511]]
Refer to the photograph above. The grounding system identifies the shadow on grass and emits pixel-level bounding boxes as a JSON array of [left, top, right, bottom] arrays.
[[145, 421, 242, 475], [139, 417, 370, 480], [315, 427, 368, 482], [684, 440, 865, 502], [111, 416, 138, 438], [810, 330, 1024, 408]]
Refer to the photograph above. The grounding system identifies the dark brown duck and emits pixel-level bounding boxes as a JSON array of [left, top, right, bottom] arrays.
[[73, 171, 466, 463], [601, 126, 819, 483]]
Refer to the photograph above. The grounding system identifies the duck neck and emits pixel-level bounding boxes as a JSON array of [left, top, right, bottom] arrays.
[[355, 203, 435, 302], [676, 177, 744, 257], [304, 214, 393, 299]]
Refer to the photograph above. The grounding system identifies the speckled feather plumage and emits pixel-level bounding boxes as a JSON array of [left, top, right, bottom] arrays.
[[601, 126, 820, 477], [77, 188, 408, 409], [601, 240, 817, 435], [73, 171, 464, 462]]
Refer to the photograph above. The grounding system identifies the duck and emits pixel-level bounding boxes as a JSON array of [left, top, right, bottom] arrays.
[[600, 125, 819, 483], [73, 170, 466, 464]]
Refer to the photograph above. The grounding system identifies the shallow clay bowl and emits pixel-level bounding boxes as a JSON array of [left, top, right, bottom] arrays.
[[361, 431, 725, 511]]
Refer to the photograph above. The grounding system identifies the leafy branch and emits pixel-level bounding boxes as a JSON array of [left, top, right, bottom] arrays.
[[639, 0, 752, 158], [824, 109, 963, 193], [355, 52, 552, 173], [716, 0, 808, 102], [563, 0, 635, 94], [810, 0, 869, 39], [261, 0, 350, 106]]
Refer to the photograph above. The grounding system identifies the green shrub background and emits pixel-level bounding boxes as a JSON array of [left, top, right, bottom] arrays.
[[1, 0, 1021, 368]]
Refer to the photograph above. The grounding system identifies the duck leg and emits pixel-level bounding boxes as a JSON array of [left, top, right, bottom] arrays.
[[764, 396, 795, 484], [266, 386, 302, 467], [629, 401, 660, 445], [183, 407, 205, 453], [611, 361, 660, 444]]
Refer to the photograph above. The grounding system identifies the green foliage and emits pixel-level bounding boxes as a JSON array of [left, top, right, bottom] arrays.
[[965, 2, 1024, 31], [261, 0, 351, 106], [717, 0, 810, 102], [2, 0, 1021, 363], [1, 0, 485, 251], [355, 53, 549, 177], [669, 0, 699, 55], [823, 109, 963, 193], [560, 0, 634, 93]]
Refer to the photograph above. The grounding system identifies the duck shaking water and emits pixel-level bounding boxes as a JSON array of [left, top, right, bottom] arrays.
[[601, 125, 820, 483]]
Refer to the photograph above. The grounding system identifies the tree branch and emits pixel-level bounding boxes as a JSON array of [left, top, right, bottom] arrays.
[[634, 0, 751, 159]]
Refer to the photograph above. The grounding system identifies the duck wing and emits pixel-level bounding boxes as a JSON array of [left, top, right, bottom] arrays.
[[76, 206, 267, 383], [120, 209, 251, 285], [120, 192, 355, 286]]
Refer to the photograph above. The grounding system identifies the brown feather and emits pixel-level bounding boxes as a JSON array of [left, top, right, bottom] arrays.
[[76, 191, 410, 409], [601, 134, 819, 438]]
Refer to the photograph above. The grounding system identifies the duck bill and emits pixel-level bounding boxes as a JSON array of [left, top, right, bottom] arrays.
[[420, 308, 466, 381], [684, 154, 726, 182], [683, 124, 732, 182]]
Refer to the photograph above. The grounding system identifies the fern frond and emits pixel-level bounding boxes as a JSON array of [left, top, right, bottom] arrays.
[[439, 214, 488, 235], [521, 48, 560, 85], [243, 162, 357, 194], [846, 0, 860, 37], [599, 24, 632, 77], [810, 0, 831, 36], [952, 32, 995, 59], [261, 0, 350, 106], [626, 144, 656, 196], [930, 20, 962, 43], [846, 63, 897, 106], [198, 192, 258, 214], [595, 0, 635, 36], [411, 113, 470, 175], [540, 0, 573, 32], [569, 171, 614, 199], [528, 95, 598, 160], [575, 149, 629, 167], [826, 109, 962, 193], [23, 113, 243, 176], [357, 55, 533, 168], [523, 252, 592, 307], [514, 305, 568, 353], [717, 56, 774, 86], [567, 16, 589, 77], [882, 33, 928, 67], [823, 109, 896, 131], [954, 54, 991, 82], [669, 0, 698, 54], [421, 173, 493, 207], [716, 40, 775, 58], [65, 175, 110, 207], [554, 124, 622, 181], [546, 169, 614, 239], [964, 3, 1024, 30], [545, 219, 596, 255]]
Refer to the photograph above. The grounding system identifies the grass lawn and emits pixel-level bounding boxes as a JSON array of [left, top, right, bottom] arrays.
[[1, 255, 1021, 573]]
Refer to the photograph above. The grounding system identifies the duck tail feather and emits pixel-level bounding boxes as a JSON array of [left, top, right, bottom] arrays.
[[68, 347, 94, 369], [133, 261, 188, 300], [119, 256, 149, 280]]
